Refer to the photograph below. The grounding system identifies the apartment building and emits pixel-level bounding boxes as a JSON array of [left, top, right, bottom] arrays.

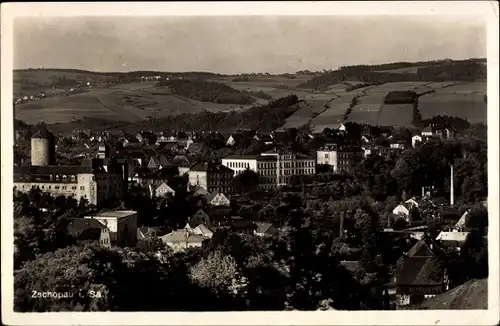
[[222, 150, 316, 189], [316, 143, 363, 173], [188, 162, 234, 194]]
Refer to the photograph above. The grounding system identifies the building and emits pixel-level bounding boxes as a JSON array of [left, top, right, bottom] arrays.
[[84, 210, 138, 247], [395, 239, 449, 308], [155, 182, 176, 197], [316, 143, 363, 173], [223, 151, 315, 189], [188, 162, 234, 194], [14, 126, 127, 206], [160, 229, 206, 252], [205, 191, 231, 207], [435, 231, 469, 251], [392, 203, 411, 221], [411, 135, 423, 148], [254, 222, 278, 237]]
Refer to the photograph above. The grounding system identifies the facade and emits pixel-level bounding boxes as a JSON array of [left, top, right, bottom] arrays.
[[188, 162, 234, 194], [316, 144, 363, 173], [223, 151, 316, 189], [155, 182, 176, 197], [84, 210, 138, 247], [205, 191, 231, 207], [395, 240, 448, 308], [392, 204, 411, 220], [14, 127, 127, 206]]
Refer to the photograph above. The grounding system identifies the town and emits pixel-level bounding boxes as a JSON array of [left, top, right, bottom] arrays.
[[13, 111, 488, 311]]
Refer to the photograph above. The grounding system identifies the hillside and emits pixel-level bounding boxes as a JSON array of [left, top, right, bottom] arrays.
[[402, 278, 488, 310], [14, 81, 260, 125], [155, 79, 256, 105], [13, 58, 488, 131]]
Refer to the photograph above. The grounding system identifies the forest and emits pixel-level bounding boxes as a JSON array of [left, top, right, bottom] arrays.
[[298, 59, 487, 90]]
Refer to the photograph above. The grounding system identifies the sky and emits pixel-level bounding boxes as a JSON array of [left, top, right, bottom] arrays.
[[14, 16, 486, 74]]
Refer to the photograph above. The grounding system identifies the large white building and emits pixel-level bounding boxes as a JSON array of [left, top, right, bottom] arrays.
[[222, 150, 316, 189], [13, 125, 127, 205]]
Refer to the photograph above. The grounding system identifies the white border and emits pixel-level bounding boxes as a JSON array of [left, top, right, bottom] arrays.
[[1, 2, 499, 325]]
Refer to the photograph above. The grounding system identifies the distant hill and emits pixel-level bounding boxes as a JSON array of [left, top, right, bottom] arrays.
[[298, 58, 487, 90], [402, 278, 488, 310]]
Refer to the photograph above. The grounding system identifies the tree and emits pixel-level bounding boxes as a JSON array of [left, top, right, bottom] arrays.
[[233, 169, 259, 194], [190, 250, 248, 301]]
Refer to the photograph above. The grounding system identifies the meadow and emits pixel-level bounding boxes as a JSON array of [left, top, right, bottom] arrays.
[[13, 66, 488, 131]]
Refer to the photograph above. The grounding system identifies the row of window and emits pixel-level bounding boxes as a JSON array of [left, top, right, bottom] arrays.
[[49, 175, 77, 182], [19, 184, 81, 191], [226, 161, 251, 169]]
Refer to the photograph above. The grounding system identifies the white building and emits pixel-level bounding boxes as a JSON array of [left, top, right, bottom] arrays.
[[84, 210, 138, 247], [222, 151, 316, 189], [393, 204, 411, 220], [412, 135, 423, 148]]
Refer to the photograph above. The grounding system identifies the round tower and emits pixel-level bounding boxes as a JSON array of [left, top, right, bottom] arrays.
[[31, 125, 55, 166]]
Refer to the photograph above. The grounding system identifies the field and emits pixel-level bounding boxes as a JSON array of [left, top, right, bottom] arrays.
[[13, 67, 488, 130], [418, 92, 486, 123], [14, 81, 259, 124], [377, 104, 415, 127]]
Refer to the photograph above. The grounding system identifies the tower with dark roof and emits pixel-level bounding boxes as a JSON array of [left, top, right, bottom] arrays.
[[31, 124, 55, 166]]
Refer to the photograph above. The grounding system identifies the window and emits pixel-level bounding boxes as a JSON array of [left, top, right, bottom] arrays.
[[62, 186, 67, 190], [80, 186, 85, 191], [72, 186, 77, 190], [55, 186, 60, 190], [63, 175, 67, 181], [71, 175, 76, 182], [56, 175, 59, 181], [50, 175, 53, 181]]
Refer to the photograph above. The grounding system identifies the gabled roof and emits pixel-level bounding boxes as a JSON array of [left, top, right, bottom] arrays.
[[396, 257, 444, 286], [205, 190, 219, 202], [137, 226, 162, 239], [455, 210, 469, 230], [406, 239, 436, 258], [255, 222, 274, 234], [161, 230, 205, 243], [194, 224, 213, 236], [340, 260, 361, 274]]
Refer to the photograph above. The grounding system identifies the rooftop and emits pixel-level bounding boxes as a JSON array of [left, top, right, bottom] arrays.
[[87, 210, 137, 219]]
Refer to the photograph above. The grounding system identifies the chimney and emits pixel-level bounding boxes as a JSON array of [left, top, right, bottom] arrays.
[[450, 164, 454, 206], [422, 186, 425, 198]]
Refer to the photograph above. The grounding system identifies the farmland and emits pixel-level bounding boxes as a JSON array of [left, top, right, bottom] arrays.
[[14, 81, 259, 125], [13, 60, 488, 132]]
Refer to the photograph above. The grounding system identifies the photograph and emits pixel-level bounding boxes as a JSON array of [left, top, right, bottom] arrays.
[[1, 2, 499, 325]]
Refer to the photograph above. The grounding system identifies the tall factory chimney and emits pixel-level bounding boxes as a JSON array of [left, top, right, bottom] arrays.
[[450, 164, 454, 206]]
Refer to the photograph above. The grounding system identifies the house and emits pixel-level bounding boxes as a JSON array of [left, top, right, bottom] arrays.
[[205, 191, 231, 207], [435, 231, 469, 251], [190, 208, 211, 226], [67, 217, 107, 242], [395, 239, 448, 308], [404, 198, 422, 210], [254, 222, 278, 237], [137, 226, 163, 240], [155, 182, 176, 197], [230, 217, 257, 235], [83, 210, 138, 247], [192, 224, 214, 239], [392, 204, 411, 220], [226, 134, 243, 147], [160, 229, 206, 251], [411, 135, 423, 148]]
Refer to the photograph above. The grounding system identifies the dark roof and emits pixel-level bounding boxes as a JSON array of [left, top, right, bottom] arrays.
[[190, 162, 234, 173], [396, 257, 444, 286], [406, 239, 436, 258], [31, 125, 54, 139], [67, 218, 105, 234], [224, 154, 258, 160], [14, 164, 97, 176]]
